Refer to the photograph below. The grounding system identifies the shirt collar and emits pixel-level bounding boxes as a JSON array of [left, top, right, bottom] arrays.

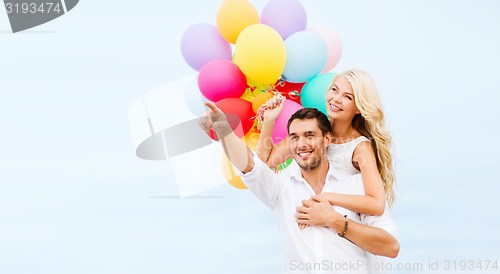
[[326, 159, 337, 180], [285, 159, 338, 182], [285, 160, 302, 181]]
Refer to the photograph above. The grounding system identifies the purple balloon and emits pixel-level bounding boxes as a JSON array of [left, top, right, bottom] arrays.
[[181, 23, 232, 71], [261, 0, 307, 40]]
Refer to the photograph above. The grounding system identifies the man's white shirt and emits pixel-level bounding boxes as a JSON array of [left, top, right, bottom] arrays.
[[236, 151, 398, 274]]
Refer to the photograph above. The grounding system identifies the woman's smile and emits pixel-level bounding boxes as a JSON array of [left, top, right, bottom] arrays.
[[329, 103, 343, 112]]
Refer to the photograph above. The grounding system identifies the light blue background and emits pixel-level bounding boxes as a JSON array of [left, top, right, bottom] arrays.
[[1, 0, 499, 273]]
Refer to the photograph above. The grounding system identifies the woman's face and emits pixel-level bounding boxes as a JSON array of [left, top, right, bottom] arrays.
[[325, 75, 360, 121]]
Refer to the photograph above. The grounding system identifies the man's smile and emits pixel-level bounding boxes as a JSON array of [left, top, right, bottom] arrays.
[[298, 150, 313, 159]]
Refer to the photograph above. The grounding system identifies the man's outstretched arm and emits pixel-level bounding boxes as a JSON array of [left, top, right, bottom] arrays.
[[199, 102, 254, 173], [201, 102, 285, 209]]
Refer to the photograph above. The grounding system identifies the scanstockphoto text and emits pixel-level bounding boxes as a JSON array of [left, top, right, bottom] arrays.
[[289, 259, 499, 272]]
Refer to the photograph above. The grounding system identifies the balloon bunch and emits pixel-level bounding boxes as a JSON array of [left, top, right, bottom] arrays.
[[181, 0, 342, 189]]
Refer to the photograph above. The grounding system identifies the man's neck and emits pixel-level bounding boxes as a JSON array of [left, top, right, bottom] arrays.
[[300, 157, 329, 195]]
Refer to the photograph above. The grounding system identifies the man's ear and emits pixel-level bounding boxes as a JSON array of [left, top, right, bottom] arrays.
[[324, 132, 332, 147]]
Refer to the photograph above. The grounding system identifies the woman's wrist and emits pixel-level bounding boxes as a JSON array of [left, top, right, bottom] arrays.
[[263, 119, 276, 127], [324, 192, 336, 205]]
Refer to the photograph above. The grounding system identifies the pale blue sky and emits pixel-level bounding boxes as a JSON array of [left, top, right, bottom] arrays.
[[1, 1, 499, 273]]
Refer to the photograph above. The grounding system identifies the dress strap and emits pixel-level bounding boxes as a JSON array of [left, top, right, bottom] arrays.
[[349, 136, 371, 158], [353, 136, 371, 146]]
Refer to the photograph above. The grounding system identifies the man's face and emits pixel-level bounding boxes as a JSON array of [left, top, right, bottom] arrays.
[[288, 118, 330, 171]]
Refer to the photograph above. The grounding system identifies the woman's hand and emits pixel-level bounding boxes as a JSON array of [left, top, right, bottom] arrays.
[[296, 193, 330, 230], [296, 195, 340, 229], [263, 94, 285, 122]]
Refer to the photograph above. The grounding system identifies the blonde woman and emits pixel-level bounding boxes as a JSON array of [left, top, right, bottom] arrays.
[[256, 69, 395, 228]]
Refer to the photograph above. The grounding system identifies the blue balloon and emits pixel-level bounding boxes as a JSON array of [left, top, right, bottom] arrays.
[[300, 73, 336, 115], [282, 31, 327, 83]]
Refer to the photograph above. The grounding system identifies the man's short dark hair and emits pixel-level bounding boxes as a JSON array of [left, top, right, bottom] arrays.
[[287, 108, 332, 136]]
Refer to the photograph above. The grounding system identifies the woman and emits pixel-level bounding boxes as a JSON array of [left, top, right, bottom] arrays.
[[256, 69, 395, 228]]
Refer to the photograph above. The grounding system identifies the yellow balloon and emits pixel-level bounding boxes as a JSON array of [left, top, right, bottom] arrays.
[[221, 153, 247, 189], [216, 0, 260, 44], [234, 24, 287, 85], [247, 79, 272, 91], [240, 86, 263, 102]]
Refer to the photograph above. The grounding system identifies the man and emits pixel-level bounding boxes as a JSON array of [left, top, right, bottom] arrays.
[[200, 103, 399, 273]]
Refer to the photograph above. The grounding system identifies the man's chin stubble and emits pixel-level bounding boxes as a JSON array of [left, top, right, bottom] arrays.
[[297, 159, 320, 171]]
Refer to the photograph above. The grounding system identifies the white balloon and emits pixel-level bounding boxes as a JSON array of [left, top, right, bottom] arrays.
[[184, 75, 209, 116]]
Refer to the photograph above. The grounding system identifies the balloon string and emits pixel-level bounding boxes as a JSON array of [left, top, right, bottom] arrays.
[[246, 86, 258, 101], [246, 86, 260, 133], [249, 82, 276, 133], [287, 90, 301, 99], [254, 104, 268, 133], [267, 78, 302, 99], [249, 78, 302, 133]]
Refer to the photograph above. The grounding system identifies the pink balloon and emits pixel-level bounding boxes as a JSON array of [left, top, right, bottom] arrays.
[[198, 60, 247, 102], [308, 26, 343, 73], [272, 100, 303, 145]]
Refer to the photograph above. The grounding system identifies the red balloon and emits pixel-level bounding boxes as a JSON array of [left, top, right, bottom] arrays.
[[273, 80, 305, 105], [207, 98, 255, 141]]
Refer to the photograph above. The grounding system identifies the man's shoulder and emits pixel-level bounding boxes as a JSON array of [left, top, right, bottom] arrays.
[[280, 160, 302, 180]]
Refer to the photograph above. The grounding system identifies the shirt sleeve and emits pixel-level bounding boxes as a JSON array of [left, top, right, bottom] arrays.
[[360, 207, 399, 241], [234, 150, 287, 210]]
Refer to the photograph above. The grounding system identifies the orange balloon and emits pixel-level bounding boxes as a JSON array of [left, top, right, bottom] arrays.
[[221, 153, 247, 189], [252, 91, 274, 113], [242, 129, 260, 150]]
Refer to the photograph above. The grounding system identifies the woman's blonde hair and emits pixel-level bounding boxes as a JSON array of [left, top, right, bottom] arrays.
[[329, 69, 396, 207]]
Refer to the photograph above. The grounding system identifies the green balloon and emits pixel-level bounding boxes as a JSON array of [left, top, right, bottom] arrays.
[[273, 158, 294, 173], [300, 73, 336, 115]]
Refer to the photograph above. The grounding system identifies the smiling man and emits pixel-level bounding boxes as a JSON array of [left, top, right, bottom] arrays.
[[200, 103, 399, 274]]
